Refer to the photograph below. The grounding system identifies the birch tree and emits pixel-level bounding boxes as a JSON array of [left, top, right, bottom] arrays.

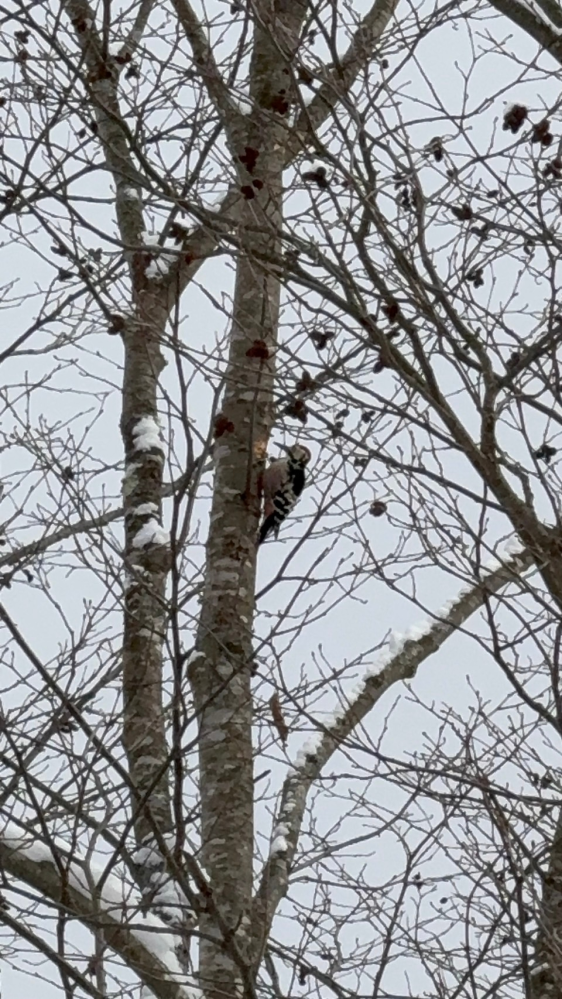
[[2, 1, 562, 998]]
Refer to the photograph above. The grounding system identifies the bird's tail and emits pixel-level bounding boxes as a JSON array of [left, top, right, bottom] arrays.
[[258, 515, 277, 545]]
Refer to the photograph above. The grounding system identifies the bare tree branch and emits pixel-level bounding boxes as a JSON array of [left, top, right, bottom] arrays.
[[487, 0, 562, 62], [251, 548, 535, 956], [0, 832, 198, 999]]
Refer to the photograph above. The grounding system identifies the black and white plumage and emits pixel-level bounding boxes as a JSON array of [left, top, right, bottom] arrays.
[[258, 444, 311, 545]]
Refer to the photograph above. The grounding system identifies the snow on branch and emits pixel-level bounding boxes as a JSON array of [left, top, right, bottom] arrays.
[[0, 456, 201, 575], [132, 834, 197, 930], [0, 823, 201, 999], [488, 0, 562, 58], [510, 0, 562, 32], [132, 416, 165, 454], [140, 234, 181, 281], [251, 542, 534, 951], [132, 519, 170, 549]]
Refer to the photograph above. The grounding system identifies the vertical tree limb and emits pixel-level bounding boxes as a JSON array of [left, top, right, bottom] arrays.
[[188, 1, 309, 992]]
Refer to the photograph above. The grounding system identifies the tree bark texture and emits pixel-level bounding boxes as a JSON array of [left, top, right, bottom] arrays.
[[189, 3, 309, 992]]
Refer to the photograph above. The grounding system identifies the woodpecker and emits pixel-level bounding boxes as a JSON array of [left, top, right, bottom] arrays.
[[258, 444, 311, 545]]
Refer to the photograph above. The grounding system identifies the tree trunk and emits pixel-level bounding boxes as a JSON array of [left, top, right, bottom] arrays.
[[189, 5, 307, 994]]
